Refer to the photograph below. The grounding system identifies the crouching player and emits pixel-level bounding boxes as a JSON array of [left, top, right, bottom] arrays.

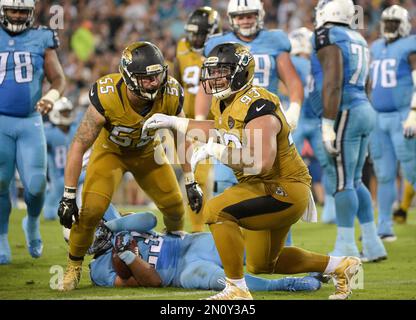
[[86, 212, 322, 293]]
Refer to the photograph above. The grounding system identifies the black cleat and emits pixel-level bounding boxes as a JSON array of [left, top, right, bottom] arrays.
[[393, 208, 407, 224]]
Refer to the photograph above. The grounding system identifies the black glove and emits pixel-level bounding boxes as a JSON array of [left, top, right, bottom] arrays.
[[57, 187, 79, 229], [185, 182, 203, 213]]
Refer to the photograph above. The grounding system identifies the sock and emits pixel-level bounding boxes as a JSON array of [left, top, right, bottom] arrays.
[[105, 212, 157, 233], [23, 215, 41, 241], [335, 189, 358, 227], [376, 180, 396, 234], [401, 180, 415, 211], [0, 233, 11, 256], [227, 277, 248, 290], [322, 193, 336, 223], [360, 221, 378, 241], [285, 229, 293, 246], [324, 256, 344, 274], [0, 192, 12, 234], [355, 182, 374, 224]]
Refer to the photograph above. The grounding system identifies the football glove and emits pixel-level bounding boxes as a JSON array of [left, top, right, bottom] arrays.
[[142, 113, 189, 135], [185, 182, 203, 213], [403, 109, 416, 139], [321, 118, 339, 156], [57, 187, 79, 229], [190, 138, 227, 173], [284, 102, 301, 130]]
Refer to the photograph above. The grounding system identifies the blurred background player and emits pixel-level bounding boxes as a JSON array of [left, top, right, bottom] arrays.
[[56, 41, 203, 291], [0, 0, 65, 264], [87, 212, 322, 293], [368, 5, 416, 241], [195, 0, 304, 245], [311, 0, 386, 261], [287, 27, 336, 224], [174, 6, 221, 232], [44, 97, 78, 220]]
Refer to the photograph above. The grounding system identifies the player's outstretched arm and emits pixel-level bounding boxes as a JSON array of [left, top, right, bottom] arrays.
[[403, 53, 416, 138], [37, 49, 66, 115]]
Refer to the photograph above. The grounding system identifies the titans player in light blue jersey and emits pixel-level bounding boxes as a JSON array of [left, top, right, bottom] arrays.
[[44, 98, 78, 220], [0, 0, 65, 264], [86, 212, 322, 293], [311, 0, 386, 262], [368, 5, 416, 242], [193, 0, 303, 246], [287, 27, 336, 225]]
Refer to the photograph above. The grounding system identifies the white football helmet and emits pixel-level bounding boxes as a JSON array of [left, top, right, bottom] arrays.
[[380, 5, 411, 41], [289, 27, 313, 56], [0, 0, 35, 33], [227, 0, 265, 37], [315, 0, 355, 29], [49, 97, 75, 126]]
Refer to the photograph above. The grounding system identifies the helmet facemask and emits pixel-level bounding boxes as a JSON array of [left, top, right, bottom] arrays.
[[201, 62, 236, 100], [0, 3, 35, 34], [380, 5, 411, 41]]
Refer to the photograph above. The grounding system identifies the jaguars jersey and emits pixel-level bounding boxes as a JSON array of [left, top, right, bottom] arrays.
[[310, 26, 370, 116], [0, 26, 59, 117], [89, 73, 184, 156], [370, 35, 416, 112], [175, 38, 204, 118], [45, 123, 78, 179], [210, 85, 311, 186], [204, 30, 291, 95]]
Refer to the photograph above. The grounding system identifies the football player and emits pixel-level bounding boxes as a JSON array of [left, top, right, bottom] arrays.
[[310, 0, 386, 261], [143, 42, 362, 300], [368, 5, 416, 238], [194, 0, 304, 245], [0, 0, 65, 264], [173, 7, 221, 232], [56, 42, 203, 291], [44, 98, 78, 220], [87, 212, 322, 293], [287, 27, 336, 224]]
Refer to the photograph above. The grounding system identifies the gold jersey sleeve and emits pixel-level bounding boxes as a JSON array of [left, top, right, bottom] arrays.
[[210, 85, 311, 186], [89, 73, 184, 156], [176, 38, 205, 118]]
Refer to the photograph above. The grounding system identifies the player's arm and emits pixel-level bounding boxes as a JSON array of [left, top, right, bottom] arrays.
[[114, 257, 163, 288], [172, 58, 182, 85], [195, 83, 212, 120], [57, 105, 105, 228], [317, 44, 343, 156], [402, 53, 416, 138], [277, 52, 303, 130], [37, 49, 66, 115]]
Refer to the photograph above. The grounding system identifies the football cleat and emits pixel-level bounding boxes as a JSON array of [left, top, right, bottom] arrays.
[[205, 279, 253, 300], [379, 234, 397, 242], [59, 259, 82, 291], [359, 252, 387, 263], [328, 256, 362, 300], [393, 208, 407, 224]]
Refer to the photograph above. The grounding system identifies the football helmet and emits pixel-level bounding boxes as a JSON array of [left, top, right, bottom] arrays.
[[119, 41, 168, 101], [201, 42, 255, 100], [380, 5, 411, 41], [289, 27, 313, 56], [0, 0, 35, 34], [227, 0, 265, 37], [315, 0, 355, 29], [49, 97, 75, 126], [185, 6, 222, 53]]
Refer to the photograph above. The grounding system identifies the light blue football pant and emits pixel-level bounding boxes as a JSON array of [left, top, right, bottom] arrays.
[[369, 109, 416, 235], [0, 113, 47, 235]]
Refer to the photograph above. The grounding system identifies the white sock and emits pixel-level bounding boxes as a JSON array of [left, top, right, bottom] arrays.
[[324, 256, 345, 274], [227, 277, 248, 290]]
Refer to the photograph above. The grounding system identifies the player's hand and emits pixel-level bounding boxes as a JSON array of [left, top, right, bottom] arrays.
[[185, 182, 203, 213], [284, 102, 301, 130], [57, 196, 79, 229], [36, 98, 54, 115], [321, 118, 339, 156], [112, 231, 134, 253], [142, 113, 189, 135], [190, 140, 212, 173], [403, 109, 416, 139]]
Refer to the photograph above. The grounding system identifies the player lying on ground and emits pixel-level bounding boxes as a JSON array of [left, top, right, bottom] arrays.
[[84, 211, 322, 292]]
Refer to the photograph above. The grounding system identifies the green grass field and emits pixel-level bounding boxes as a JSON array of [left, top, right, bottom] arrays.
[[1, 207, 416, 300]]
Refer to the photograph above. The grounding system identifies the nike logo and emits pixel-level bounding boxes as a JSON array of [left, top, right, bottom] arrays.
[[90, 87, 94, 97], [256, 104, 266, 112]]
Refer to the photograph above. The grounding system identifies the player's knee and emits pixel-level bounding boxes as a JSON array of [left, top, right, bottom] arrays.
[[80, 201, 110, 228], [26, 174, 47, 197]]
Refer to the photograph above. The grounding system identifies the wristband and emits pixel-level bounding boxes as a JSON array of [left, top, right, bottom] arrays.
[[184, 172, 195, 184], [41, 89, 60, 104], [195, 115, 206, 121], [118, 250, 136, 265], [206, 138, 227, 161], [63, 186, 77, 200]]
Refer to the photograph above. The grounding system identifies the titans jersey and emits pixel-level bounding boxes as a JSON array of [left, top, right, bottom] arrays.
[[310, 26, 370, 115], [44, 123, 78, 179], [370, 35, 416, 112], [89, 73, 184, 156], [175, 38, 204, 118], [210, 85, 311, 186], [204, 30, 291, 94], [0, 26, 59, 117]]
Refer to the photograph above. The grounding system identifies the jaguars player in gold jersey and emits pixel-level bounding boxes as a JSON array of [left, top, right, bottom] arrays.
[[56, 42, 203, 291], [173, 7, 221, 232], [143, 43, 362, 300]]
